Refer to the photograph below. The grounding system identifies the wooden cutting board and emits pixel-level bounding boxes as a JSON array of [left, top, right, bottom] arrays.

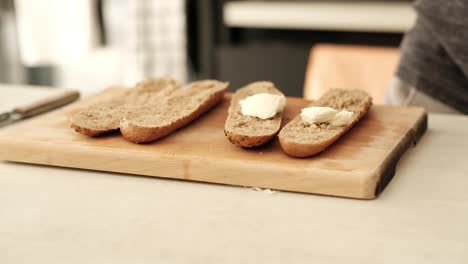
[[0, 88, 427, 199]]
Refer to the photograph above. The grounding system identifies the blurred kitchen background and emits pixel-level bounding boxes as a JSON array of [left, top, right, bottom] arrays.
[[0, 0, 415, 100]]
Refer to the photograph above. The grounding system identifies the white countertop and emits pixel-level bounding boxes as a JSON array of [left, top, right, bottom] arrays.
[[1, 85, 467, 263]]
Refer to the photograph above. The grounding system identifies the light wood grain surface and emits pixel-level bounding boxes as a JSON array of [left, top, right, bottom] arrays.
[[0, 87, 426, 199], [0, 85, 467, 263]]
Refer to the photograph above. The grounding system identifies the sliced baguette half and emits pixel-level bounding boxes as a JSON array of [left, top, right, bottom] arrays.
[[70, 77, 180, 136], [120, 80, 228, 143], [224, 81, 285, 148], [279, 89, 372, 158]]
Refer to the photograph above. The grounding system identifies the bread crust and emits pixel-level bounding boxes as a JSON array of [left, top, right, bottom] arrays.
[[279, 89, 372, 158], [224, 81, 284, 148], [70, 123, 111, 137], [224, 130, 276, 148]]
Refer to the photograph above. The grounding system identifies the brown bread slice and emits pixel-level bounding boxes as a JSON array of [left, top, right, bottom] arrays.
[[224, 81, 285, 148], [120, 80, 228, 143], [70, 77, 180, 136], [279, 89, 372, 158]]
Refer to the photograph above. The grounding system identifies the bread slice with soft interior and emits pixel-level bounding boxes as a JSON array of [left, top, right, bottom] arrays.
[[224, 81, 285, 148], [70, 98, 127, 137], [279, 89, 372, 158], [120, 80, 228, 143], [70, 77, 180, 136]]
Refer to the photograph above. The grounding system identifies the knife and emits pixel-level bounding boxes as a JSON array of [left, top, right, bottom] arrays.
[[0, 90, 80, 127]]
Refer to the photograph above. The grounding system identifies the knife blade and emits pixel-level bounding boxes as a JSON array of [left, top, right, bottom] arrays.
[[0, 90, 80, 127]]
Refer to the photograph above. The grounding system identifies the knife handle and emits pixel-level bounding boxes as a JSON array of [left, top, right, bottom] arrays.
[[14, 90, 80, 118]]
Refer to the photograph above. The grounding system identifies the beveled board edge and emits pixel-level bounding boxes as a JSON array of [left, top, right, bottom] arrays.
[[372, 109, 428, 198]]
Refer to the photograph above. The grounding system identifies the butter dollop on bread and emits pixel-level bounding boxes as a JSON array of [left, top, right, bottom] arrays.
[[224, 81, 285, 148], [279, 89, 372, 157]]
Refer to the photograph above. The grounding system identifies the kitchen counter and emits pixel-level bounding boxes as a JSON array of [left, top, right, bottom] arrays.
[[1, 84, 467, 263]]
